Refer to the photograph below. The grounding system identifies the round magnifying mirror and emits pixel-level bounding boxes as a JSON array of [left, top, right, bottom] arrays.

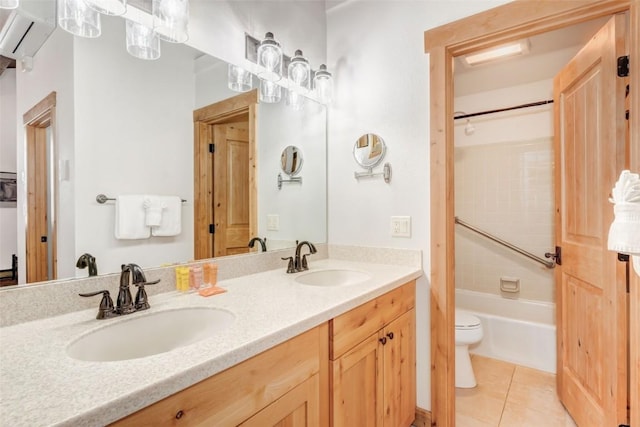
[[281, 145, 304, 176], [353, 133, 386, 168]]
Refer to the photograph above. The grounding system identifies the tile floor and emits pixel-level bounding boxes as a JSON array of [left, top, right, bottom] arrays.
[[456, 355, 578, 427]]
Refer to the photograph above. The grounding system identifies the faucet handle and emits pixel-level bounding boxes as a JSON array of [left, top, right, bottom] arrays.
[[133, 278, 160, 311], [281, 257, 296, 274], [79, 290, 115, 320], [301, 254, 310, 271]]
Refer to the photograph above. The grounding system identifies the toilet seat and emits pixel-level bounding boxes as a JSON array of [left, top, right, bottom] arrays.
[[455, 309, 481, 330]]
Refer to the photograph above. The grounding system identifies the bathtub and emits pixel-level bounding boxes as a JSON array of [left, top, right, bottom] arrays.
[[456, 288, 557, 373]]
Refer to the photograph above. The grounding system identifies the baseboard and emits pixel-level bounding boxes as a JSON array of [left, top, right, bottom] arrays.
[[414, 406, 431, 427]]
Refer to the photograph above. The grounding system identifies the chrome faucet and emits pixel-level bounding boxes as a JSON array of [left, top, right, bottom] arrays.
[[79, 263, 160, 319], [248, 237, 267, 252], [290, 241, 317, 273], [76, 253, 98, 277]]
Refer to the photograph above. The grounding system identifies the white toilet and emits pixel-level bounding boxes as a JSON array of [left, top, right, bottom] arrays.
[[455, 309, 483, 388]]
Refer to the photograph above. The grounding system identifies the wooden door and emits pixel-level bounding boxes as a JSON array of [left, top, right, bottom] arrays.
[[240, 374, 320, 427], [25, 124, 50, 283], [331, 333, 384, 427], [554, 14, 628, 426], [212, 120, 250, 257], [383, 309, 416, 427]]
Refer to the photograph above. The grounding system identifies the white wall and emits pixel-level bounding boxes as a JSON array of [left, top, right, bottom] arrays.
[[0, 70, 17, 270], [326, 0, 512, 411], [15, 28, 75, 283], [73, 16, 196, 275], [454, 79, 555, 302]]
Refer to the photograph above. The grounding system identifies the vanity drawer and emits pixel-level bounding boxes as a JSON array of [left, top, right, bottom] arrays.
[[111, 323, 327, 427], [329, 280, 415, 359]]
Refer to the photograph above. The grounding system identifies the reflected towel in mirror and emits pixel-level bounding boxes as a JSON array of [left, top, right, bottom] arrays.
[[150, 196, 182, 237], [143, 196, 166, 227], [115, 195, 151, 239]]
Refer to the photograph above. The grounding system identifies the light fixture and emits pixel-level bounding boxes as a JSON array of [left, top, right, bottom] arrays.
[[463, 40, 530, 66], [259, 79, 282, 104], [58, 0, 102, 38], [85, 0, 127, 16], [152, 0, 189, 43], [608, 170, 640, 275], [288, 49, 310, 91], [257, 32, 283, 81], [228, 64, 253, 92], [286, 89, 306, 111], [0, 0, 18, 9], [126, 19, 160, 60], [314, 64, 333, 104]]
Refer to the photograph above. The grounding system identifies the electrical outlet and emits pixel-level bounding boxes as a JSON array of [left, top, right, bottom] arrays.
[[391, 216, 411, 237], [267, 214, 279, 231]]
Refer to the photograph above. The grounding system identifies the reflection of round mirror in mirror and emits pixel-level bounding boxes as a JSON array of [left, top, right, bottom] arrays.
[[281, 146, 304, 176], [353, 134, 386, 168]]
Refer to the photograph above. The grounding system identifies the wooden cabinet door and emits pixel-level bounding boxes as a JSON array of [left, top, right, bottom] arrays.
[[240, 374, 320, 427], [331, 333, 384, 427], [382, 309, 416, 427]]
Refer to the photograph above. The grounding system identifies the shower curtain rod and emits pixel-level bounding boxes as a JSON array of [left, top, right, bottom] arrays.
[[453, 99, 554, 120]]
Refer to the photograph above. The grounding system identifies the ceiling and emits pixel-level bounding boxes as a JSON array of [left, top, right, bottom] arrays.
[[454, 16, 609, 97]]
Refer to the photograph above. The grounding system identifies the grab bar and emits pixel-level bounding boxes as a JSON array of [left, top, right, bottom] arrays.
[[454, 217, 555, 269]]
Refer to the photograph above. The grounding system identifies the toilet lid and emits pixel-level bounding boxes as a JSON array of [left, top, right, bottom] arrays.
[[455, 309, 481, 329]]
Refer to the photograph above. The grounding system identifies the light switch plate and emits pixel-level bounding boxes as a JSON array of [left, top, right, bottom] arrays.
[[391, 216, 411, 237], [267, 214, 280, 231]]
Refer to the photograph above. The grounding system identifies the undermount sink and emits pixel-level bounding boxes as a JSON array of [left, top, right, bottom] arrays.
[[67, 307, 235, 362], [294, 269, 371, 287]]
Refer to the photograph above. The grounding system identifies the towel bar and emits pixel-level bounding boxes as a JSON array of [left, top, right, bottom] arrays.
[[96, 194, 187, 204]]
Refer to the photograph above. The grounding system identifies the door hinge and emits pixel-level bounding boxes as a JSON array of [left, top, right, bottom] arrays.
[[40, 236, 47, 243], [544, 246, 561, 266], [209, 224, 215, 234], [617, 55, 629, 77], [618, 253, 630, 262], [209, 143, 215, 153], [618, 253, 631, 294]]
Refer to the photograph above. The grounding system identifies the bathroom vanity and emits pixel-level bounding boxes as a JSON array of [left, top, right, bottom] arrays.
[[0, 252, 421, 427]]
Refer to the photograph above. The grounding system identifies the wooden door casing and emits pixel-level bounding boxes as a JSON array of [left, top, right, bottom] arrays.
[[554, 14, 628, 426]]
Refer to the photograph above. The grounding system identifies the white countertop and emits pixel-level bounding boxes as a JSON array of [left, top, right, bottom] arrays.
[[0, 258, 421, 426]]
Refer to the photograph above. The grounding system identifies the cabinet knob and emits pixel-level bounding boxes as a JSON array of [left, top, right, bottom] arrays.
[[387, 332, 394, 340], [379, 337, 387, 345]]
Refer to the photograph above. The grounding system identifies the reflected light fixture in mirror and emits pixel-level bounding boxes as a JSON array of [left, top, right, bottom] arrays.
[[257, 32, 283, 82], [152, 0, 189, 43], [288, 49, 310, 90], [314, 64, 333, 104], [58, 0, 102, 38], [85, 0, 127, 16], [286, 89, 305, 111], [260, 79, 282, 103], [0, 0, 18, 9], [228, 64, 253, 92], [126, 19, 160, 60]]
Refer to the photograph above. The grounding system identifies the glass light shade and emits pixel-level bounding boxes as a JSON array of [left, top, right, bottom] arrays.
[[85, 0, 127, 16], [228, 64, 253, 92], [0, 0, 19, 10], [259, 79, 282, 104], [126, 20, 161, 60], [286, 89, 305, 111], [58, 0, 101, 38], [314, 64, 333, 104], [288, 49, 310, 90], [152, 0, 189, 43], [257, 32, 282, 81]]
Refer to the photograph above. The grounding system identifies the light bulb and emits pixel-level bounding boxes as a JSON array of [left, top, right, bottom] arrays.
[[257, 32, 282, 81], [288, 49, 310, 90]]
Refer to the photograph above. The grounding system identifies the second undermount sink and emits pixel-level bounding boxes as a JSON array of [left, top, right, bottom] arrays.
[[67, 307, 235, 362], [294, 269, 371, 287]]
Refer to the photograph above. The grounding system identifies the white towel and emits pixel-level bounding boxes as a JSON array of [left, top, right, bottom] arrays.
[[143, 196, 166, 227], [150, 196, 182, 236], [115, 195, 150, 240]]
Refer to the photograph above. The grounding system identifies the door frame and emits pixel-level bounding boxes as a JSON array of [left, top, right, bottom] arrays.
[[193, 90, 258, 259], [423, 1, 639, 425], [23, 91, 58, 283]]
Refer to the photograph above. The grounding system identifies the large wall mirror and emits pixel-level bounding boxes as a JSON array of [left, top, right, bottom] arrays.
[[0, 13, 327, 288]]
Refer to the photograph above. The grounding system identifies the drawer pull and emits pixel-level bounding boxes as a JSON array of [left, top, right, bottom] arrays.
[[387, 332, 394, 340], [175, 410, 185, 419], [379, 337, 387, 345]]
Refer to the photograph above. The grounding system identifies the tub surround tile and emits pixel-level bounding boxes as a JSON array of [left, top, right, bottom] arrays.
[[0, 248, 422, 427]]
